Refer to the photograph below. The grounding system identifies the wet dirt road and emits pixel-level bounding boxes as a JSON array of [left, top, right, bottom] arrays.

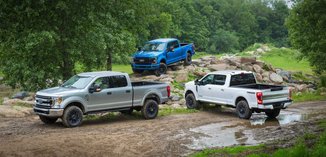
[[0, 101, 325, 157]]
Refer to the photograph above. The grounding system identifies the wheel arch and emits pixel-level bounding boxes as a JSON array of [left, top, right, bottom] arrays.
[[235, 96, 247, 106], [65, 101, 85, 113]]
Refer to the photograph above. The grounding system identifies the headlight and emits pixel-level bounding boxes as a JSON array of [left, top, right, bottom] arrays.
[[152, 58, 157, 64], [52, 97, 63, 106]]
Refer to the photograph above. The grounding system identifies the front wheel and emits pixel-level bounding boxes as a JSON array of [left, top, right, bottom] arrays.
[[265, 109, 281, 118], [62, 106, 83, 127], [39, 115, 58, 124], [154, 63, 167, 76], [185, 93, 201, 109], [184, 52, 192, 66], [141, 100, 159, 119], [236, 100, 252, 119]]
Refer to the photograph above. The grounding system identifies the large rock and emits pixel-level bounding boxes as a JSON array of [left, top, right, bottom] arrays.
[[185, 65, 196, 73], [11, 91, 29, 99], [255, 73, 263, 83], [192, 59, 201, 66], [276, 69, 291, 82], [194, 71, 207, 77], [253, 64, 263, 74], [241, 65, 253, 72], [208, 63, 229, 71], [262, 71, 270, 78], [171, 95, 181, 101], [255, 60, 265, 68], [240, 57, 256, 64], [269, 73, 283, 84], [175, 72, 188, 82]]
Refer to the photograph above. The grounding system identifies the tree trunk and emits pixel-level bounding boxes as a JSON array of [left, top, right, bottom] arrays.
[[62, 51, 73, 80], [106, 49, 112, 71]]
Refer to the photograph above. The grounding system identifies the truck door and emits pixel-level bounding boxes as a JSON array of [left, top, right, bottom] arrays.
[[87, 77, 112, 111], [106, 75, 133, 108], [166, 40, 180, 64], [197, 74, 226, 104]]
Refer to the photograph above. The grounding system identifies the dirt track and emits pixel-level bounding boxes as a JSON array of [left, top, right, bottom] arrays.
[[0, 101, 326, 157]]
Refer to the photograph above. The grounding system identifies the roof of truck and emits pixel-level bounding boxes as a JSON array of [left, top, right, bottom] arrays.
[[78, 71, 125, 77], [209, 70, 252, 75], [149, 38, 177, 43]]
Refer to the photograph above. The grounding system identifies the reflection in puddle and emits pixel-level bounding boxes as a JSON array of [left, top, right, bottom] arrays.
[[250, 112, 308, 126], [184, 111, 308, 150], [185, 122, 258, 150]]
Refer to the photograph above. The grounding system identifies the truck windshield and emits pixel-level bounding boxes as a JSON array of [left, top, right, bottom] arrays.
[[230, 73, 256, 86], [142, 42, 165, 51], [61, 75, 93, 89]]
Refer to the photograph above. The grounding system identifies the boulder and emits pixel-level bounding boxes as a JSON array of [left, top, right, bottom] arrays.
[[263, 77, 271, 83], [192, 59, 201, 66], [295, 84, 308, 92], [241, 65, 253, 72], [262, 71, 270, 78], [253, 64, 263, 74], [256, 48, 264, 54], [11, 91, 29, 99], [269, 73, 283, 84], [261, 45, 271, 52], [255, 73, 263, 83], [255, 60, 265, 68], [208, 63, 229, 71], [171, 95, 181, 101], [240, 57, 256, 64], [194, 71, 207, 77], [185, 65, 196, 72], [175, 72, 188, 82]]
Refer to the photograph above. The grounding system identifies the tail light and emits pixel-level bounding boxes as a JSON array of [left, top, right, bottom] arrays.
[[256, 92, 263, 104], [167, 86, 171, 97], [288, 88, 292, 99]]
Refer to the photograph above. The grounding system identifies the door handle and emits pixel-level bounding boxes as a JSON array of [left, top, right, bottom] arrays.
[[126, 90, 131, 93], [107, 92, 112, 95], [208, 88, 211, 90], [221, 89, 224, 92]]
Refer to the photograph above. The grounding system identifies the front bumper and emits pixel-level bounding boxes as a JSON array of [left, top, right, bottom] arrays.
[[33, 107, 64, 117], [257, 99, 293, 110], [132, 63, 160, 70]]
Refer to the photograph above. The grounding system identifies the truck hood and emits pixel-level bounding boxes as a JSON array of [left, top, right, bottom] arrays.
[[133, 51, 163, 58], [36, 87, 82, 97], [185, 81, 195, 87]]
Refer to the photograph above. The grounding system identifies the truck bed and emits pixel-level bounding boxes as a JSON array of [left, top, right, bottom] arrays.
[[232, 84, 284, 91]]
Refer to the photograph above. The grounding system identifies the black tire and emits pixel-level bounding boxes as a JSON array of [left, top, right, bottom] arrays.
[[184, 52, 192, 66], [62, 106, 83, 127], [154, 63, 167, 76], [265, 109, 281, 118], [132, 69, 144, 74], [39, 115, 58, 124], [236, 100, 252, 119], [141, 99, 159, 119], [120, 108, 134, 115], [185, 93, 201, 109]]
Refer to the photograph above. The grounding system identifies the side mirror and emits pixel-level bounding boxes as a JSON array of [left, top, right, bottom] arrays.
[[137, 47, 142, 51], [169, 46, 174, 52], [195, 79, 199, 85], [89, 85, 101, 93]]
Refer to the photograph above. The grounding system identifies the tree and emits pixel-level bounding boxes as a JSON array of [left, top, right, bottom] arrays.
[[286, 0, 326, 73]]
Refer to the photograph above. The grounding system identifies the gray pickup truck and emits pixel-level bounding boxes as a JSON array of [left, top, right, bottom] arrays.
[[33, 71, 170, 127]]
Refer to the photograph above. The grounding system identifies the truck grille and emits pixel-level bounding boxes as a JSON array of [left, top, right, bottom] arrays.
[[35, 95, 53, 109], [134, 58, 155, 65]]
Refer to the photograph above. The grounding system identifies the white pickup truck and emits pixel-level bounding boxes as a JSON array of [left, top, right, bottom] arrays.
[[184, 70, 292, 119]]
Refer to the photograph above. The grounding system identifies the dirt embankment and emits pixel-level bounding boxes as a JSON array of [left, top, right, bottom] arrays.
[[0, 101, 326, 157]]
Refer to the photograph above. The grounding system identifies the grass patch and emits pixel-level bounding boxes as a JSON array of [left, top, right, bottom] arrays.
[[84, 112, 117, 121], [112, 64, 133, 74], [192, 145, 265, 157], [292, 92, 326, 103], [260, 47, 312, 74], [159, 107, 198, 116]]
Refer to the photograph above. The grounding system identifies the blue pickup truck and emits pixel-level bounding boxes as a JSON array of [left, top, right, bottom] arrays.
[[131, 38, 195, 76]]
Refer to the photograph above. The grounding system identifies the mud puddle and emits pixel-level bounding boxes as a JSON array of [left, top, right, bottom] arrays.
[[182, 110, 311, 150]]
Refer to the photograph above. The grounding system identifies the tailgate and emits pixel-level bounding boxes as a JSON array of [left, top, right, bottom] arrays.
[[262, 87, 290, 104]]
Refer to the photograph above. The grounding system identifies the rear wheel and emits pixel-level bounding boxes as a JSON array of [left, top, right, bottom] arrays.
[[154, 63, 167, 76], [184, 52, 192, 66], [185, 93, 201, 109], [141, 100, 159, 119], [39, 115, 58, 124], [62, 106, 83, 127], [236, 100, 252, 119], [265, 109, 281, 118]]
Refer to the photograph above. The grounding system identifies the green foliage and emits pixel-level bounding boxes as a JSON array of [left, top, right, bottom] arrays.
[[192, 145, 265, 157], [260, 47, 312, 74], [292, 92, 326, 103], [286, 0, 326, 73], [172, 81, 184, 91], [319, 74, 326, 87], [158, 107, 198, 117]]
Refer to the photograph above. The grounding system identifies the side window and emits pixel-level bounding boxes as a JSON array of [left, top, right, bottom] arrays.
[[93, 77, 109, 89], [213, 75, 226, 85], [201, 74, 214, 85], [173, 40, 179, 48], [108, 75, 128, 88]]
